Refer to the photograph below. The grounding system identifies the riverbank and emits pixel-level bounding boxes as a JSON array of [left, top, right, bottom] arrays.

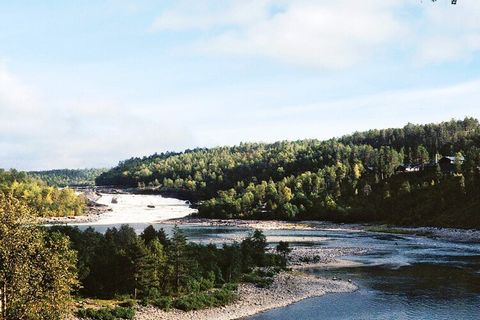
[[365, 225, 480, 243], [166, 216, 480, 243], [135, 272, 357, 320], [163, 216, 363, 231]]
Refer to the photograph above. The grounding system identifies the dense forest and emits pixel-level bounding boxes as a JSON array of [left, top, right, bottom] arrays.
[[97, 118, 480, 228], [50, 225, 285, 317], [29, 168, 106, 187], [0, 169, 85, 217]]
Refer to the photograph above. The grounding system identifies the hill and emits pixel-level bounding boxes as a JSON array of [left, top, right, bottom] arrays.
[[96, 118, 480, 228], [29, 168, 107, 187]]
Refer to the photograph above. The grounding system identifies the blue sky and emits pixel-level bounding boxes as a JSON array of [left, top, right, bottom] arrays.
[[1, 0, 480, 170]]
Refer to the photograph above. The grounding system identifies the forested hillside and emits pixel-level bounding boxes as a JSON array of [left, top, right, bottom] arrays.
[[96, 118, 480, 228], [29, 168, 106, 187], [0, 169, 86, 217]]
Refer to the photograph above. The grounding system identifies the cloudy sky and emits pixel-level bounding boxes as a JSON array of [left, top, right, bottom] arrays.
[[1, 0, 480, 170]]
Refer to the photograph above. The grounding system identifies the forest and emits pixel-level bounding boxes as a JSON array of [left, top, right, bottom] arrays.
[[96, 118, 480, 228], [0, 169, 85, 217], [29, 168, 106, 187], [49, 225, 285, 315]]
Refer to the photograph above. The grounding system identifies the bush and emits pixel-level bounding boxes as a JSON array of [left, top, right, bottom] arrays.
[[222, 282, 238, 291], [187, 273, 216, 293], [173, 287, 236, 311], [242, 271, 274, 288], [77, 306, 135, 320], [118, 299, 136, 308], [151, 296, 173, 311]]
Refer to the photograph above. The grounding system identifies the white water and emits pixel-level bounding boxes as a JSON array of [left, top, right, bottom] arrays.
[[76, 193, 196, 225]]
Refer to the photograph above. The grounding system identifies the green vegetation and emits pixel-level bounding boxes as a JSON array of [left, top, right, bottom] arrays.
[[29, 168, 107, 187], [242, 269, 276, 288], [0, 193, 79, 320], [0, 169, 86, 217], [77, 306, 135, 320], [96, 118, 480, 228], [172, 286, 236, 311], [49, 225, 285, 313]]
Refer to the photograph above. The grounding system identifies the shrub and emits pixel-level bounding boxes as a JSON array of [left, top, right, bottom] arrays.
[[118, 299, 136, 308], [242, 271, 274, 288], [77, 306, 135, 320], [151, 296, 173, 311], [222, 282, 238, 291], [173, 287, 236, 311]]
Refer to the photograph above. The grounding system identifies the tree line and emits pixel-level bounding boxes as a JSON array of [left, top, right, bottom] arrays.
[[0, 169, 85, 217], [96, 118, 480, 228], [29, 168, 107, 187], [49, 225, 284, 303]]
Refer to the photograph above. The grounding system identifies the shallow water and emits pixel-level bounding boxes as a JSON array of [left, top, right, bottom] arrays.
[[76, 193, 480, 320], [247, 232, 480, 320]]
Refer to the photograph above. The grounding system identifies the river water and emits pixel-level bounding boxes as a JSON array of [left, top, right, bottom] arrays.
[[75, 193, 480, 320]]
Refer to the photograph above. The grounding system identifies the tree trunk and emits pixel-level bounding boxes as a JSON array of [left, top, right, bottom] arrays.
[[0, 282, 6, 320], [0, 284, 2, 320]]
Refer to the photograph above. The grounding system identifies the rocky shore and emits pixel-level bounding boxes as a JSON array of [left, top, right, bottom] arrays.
[[163, 216, 359, 231], [289, 246, 368, 269], [135, 272, 357, 320]]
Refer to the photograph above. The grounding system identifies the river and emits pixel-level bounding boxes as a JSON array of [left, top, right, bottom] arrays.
[[75, 193, 480, 320]]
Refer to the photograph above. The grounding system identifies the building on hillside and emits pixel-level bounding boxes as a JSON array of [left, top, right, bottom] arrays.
[[438, 156, 465, 173], [396, 164, 422, 173], [396, 155, 466, 174]]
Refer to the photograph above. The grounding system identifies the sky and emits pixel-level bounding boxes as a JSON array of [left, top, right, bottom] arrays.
[[1, 0, 480, 170]]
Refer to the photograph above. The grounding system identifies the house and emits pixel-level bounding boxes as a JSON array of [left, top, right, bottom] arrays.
[[438, 155, 465, 173], [396, 164, 421, 173]]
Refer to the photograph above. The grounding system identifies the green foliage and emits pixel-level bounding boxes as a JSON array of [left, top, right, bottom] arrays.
[[97, 118, 480, 228], [51, 226, 283, 312], [276, 241, 292, 267], [0, 169, 86, 217], [77, 306, 135, 320], [0, 193, 79, 320], [173, 287, 236, 312], [29, 168, 107, 187], [241, 230, 268, 272], [242, 269, 276, 288], [145, 295, 173, 311]]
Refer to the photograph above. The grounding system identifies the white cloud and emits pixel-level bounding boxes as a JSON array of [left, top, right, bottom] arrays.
[[0, 63, 36, 112], [151, 0, 405, 69], [150, 0, 272, 32], [151, 0, 403, 69], [0, 64, 196, 170], [415, 0, 480, 64], [150, 0, 480, 68]]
